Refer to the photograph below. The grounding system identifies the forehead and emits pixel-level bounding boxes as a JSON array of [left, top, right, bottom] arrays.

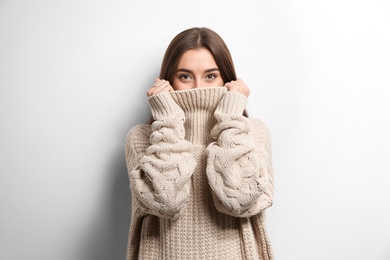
[[177, 48, 218, 68]]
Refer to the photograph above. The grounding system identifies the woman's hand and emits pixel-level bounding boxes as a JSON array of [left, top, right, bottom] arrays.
[[224, 78, 250, 97], [147, 78, 174, 97]]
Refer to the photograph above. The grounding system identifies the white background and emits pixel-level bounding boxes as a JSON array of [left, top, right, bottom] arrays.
[[1, 1, 389, 259]]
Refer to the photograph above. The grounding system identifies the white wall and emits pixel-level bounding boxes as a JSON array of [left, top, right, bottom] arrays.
[[1, 1, 389, 259]]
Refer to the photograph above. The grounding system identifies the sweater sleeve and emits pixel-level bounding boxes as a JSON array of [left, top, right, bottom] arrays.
[[206, 91, 274, 217], [126, 92, 197, 220]]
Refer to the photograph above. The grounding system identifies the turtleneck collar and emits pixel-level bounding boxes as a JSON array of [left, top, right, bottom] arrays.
[[170, 87, 227, 144]]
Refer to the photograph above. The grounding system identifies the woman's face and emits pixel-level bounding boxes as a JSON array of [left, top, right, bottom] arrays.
[[172, 48, 224, 90]]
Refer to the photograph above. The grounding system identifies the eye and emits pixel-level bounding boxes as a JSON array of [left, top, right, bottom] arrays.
[[206, 74, 217, 80], [179, 74, 192, 80]]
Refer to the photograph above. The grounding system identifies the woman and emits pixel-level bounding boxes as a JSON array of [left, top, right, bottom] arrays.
[[125, 27, 274, 260]]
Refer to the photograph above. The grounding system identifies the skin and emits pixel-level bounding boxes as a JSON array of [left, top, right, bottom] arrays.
[[147, 48, 250, 97]]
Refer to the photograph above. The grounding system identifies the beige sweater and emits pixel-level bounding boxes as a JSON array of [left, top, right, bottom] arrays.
[[125, 87, 274, 260]]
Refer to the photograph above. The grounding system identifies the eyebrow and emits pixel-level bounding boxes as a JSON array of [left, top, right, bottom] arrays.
[[176, 68, 220, 73]]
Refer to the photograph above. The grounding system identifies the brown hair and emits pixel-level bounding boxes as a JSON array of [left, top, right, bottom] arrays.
[[159, 27, 237, 85], [146, 27, 247, 123]]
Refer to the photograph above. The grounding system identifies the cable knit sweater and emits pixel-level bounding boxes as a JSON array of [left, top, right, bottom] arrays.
[[125, 87, 274, 260]]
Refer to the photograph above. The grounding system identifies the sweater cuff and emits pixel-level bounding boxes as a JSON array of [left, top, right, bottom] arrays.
[[215, 91, 248, 115], [148, 92, 184, 120]]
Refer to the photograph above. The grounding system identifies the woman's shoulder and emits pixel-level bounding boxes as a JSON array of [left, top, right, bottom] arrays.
[[125, 123, 152, 144], [248, 117, 271, 139], [249, 117, 269, 130]]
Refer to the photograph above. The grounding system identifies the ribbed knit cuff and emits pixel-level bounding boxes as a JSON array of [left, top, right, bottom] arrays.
[[148, 92, 184, 120], [215, 91, 248, 115]]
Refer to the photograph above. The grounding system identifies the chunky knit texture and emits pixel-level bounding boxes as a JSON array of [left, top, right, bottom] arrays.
[[125, 87, 274, 260]]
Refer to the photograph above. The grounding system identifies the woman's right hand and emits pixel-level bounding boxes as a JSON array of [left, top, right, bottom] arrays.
[[147, 78, 174, 97]]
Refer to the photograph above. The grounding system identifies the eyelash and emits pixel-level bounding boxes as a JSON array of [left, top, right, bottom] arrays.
[[178, 74, 218, 80], [179, 74, 191, 80], [206, 74, 217, 79]]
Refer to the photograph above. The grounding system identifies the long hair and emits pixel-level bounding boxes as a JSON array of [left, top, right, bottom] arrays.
[[159, 27, 237, 85], [147, 27, 247, 123]]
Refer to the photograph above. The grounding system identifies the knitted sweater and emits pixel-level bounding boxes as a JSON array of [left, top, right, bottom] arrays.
[[125, 87, 274, 260]]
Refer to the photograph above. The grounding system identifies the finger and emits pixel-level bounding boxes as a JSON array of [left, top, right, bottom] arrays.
[[155, 80, 169, 89], [153, 79, 165, 88], [149, 86, 172, 96], [147, 89, 154, 96], [224, 81, 237, 90], [149, 80, 166, 95], [224, 80, 233, 88], [158, 85, 174, 93], [224, 80, 250, 97], [147, 81, 173, 96]]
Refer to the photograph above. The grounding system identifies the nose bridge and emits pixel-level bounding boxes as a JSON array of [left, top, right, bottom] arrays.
[[194, 76, 202, 88]]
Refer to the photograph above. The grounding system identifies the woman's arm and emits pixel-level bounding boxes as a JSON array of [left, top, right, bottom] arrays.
[[126, 92, 196, 220], [206, 91, 273, 217]]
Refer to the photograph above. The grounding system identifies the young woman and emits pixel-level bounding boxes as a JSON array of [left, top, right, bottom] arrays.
[[125, 27, 274, 260]]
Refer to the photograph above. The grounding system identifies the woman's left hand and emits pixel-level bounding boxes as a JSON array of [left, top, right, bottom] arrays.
[[224, 78, 250, 97]]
